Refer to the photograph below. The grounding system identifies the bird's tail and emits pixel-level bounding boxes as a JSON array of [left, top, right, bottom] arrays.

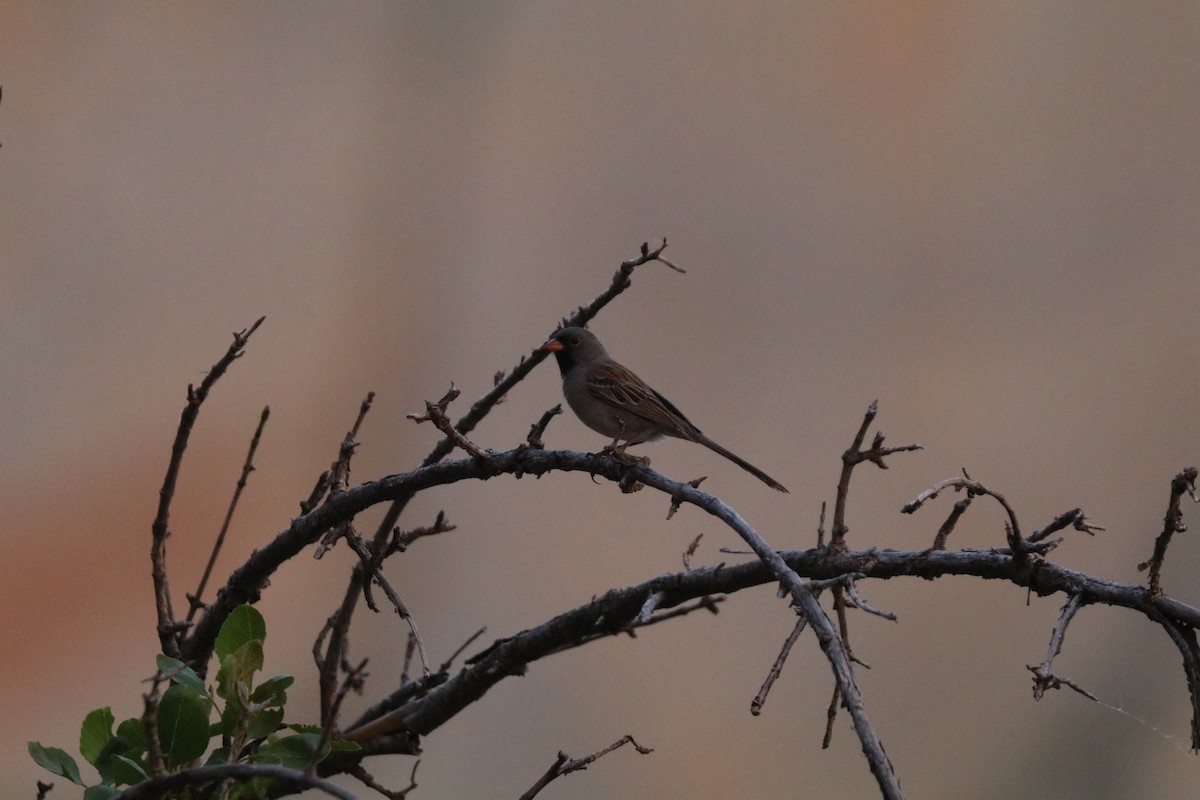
[[699, 436, 789, 492]]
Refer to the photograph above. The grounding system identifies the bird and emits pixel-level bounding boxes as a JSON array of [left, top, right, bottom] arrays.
[[541, 326, 788, 492]]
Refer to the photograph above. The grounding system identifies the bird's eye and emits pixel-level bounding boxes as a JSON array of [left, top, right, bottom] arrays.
[[569, 336, 580, 346]]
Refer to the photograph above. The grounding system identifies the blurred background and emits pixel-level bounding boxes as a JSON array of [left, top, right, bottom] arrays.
[[3, 3, 1199, 798]]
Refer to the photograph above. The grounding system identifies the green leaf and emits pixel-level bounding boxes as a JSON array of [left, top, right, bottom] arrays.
[[215, 604, 266, 660], [156, 654, 207, 694], [115, 718, 148, 752], [249, 674, 294, 706], [83, 786, 122, 800], [79, 707, 115, 766], [328, 738, 362, 753], [28, 742, 83, 784], [94, 722, 148, 787], [112, 754, 148, 784], [255, 732, 323, 768], [245, 708, 285, 741], [158, 684, 211, 768], [216, 640, 265, 705]]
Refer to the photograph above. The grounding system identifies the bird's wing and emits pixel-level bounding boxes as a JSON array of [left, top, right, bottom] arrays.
[[584, 360, 704, 440]]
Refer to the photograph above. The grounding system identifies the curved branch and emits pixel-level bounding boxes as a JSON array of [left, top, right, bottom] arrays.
[[180, 444, 1200, 796], [115, 762, 356, 800], [151, 316, 265, 657]]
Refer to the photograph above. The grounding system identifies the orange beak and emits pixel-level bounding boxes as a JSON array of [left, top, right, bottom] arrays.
[[541, 338, 564, 352]]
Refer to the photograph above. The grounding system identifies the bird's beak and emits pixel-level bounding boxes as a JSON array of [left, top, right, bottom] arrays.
[[541, 338, 564, 352]]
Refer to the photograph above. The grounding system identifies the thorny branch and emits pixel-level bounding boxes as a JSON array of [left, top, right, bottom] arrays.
[[166, 392, 1200, 794], [188, 405, 270, 623], [114, 763, 357, 800], [518, 735, 654, 800], [830, 401, 922, 550], [1028, 593, 1089, 701], [137, 245, 1200, 799], [152, 316, 265, 658], [1138, 467, 1199, 598]]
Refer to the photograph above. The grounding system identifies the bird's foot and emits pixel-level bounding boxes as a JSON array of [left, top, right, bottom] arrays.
[[600, 444, 650, 468]]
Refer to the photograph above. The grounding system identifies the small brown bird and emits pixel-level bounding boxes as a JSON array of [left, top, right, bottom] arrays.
[[542, 327, 788, 492]]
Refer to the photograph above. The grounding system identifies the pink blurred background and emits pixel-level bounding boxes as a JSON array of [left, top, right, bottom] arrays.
[[3, 4, 1200, 797]]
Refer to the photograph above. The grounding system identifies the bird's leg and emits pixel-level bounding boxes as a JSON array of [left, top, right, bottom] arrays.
[[600, 419, 650, 468]]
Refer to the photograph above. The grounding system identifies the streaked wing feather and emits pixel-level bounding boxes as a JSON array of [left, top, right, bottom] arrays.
[[585, 361, 703, 439]]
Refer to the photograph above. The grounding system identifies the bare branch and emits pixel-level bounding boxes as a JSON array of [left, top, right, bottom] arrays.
[[526, 404, 563, 449], [903, 474, 1027, 558], [328, 391, 376, 498], [114, 763, 357, 800], [152, 316, 265, 657], [440, 627, 487, 673], [1029, 593, 1086, 700], [637, 591, 667, 624], [1153, 614, 1200, 750], [1138, 467, 1199, 598], [386, 510, 457, 557], [682, 533, 704, 571], [344, 533, 430, 676], [930, 494, 972, 551], [346, 760, 420, 800], [831, 401, 921, 549], [752, 613, 808, 716], [187, 405, 270, 623], [1028, 508, 1105, 544], [408, 385, 490, 461], [518, 735, 653, 800]]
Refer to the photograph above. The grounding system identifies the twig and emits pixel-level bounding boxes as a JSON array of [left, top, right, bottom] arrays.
[[628, 596, 723, 628], [187, 406, 270, 623], [343, 534, 430, 675], [903, 473, 1027, 558], [408, 384, 490, 461], [752, 613, 809, 716], [526, 405, 562, 449], [1029, 593, 1086, 700], [931, 495, 972, 550], [682, 533, 704, 571], [840, 576, 898, 622], [153, 316, 265, 657], [400, 631, 418, 687], [301, 471, 331, 514], [518, 735, 653, 800], [387, 510, 457, 556], [1138, 467, 1199, 598], [329, 392, 376, 497], [1029, 508, 1105, 544], [346, 761, 420, 800], [637, 591, 667, 624], [440, 627, 488, 673], [831, 401, 922, 550]]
